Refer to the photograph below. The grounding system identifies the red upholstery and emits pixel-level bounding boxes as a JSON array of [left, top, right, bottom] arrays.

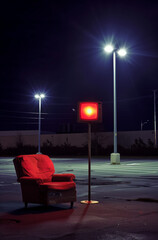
[[14, 154, 55, 182], [41, 182, 76, 190], [13, 154, 76, 207], [52, 173, 76, 182]]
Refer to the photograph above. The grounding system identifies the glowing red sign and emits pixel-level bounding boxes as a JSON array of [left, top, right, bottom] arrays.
[[78, 102, 102, 122]]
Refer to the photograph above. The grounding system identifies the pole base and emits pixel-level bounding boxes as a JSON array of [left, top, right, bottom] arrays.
[[80, 200, 99, 204], [110, 153, 120, 164]]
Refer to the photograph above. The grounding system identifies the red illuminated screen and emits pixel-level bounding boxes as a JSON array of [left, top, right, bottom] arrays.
[[80, 102, 98, 120]]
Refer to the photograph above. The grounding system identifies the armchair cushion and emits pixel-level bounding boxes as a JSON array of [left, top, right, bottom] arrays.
[[14, 154, 55, 182]]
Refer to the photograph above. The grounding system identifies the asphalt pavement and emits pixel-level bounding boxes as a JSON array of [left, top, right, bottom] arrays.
[[0, 157, 158, 240]]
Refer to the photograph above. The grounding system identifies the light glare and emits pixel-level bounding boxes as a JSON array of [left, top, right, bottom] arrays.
[[35, 94, 40, 99], [80, 103, 98, 120], [85, 107, 93, 116], [40, 94, 45, 98], [117, 48, 127, 57], [104, 44, 114, 53], [34, 93, 45, 99]]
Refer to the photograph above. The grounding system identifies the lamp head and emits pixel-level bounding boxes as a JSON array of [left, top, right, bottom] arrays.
[[34, 94, 45, 99], [35, 94, 40, 99], [104, 44, 114, 53], [40, 94, 45, 98], [117, 48, 127, 57]]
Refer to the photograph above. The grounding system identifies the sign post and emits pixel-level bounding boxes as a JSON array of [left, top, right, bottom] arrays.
[[78, 102, 102, 204], [88, 122, 91, 202]]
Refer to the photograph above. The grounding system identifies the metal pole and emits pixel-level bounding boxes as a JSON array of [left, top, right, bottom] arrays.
[[88, 123, 91, 202], [38, 97, 41, 153], [113, 51, 117, 153], [153, 90, 157, 147], [80, 122, 98, 204]]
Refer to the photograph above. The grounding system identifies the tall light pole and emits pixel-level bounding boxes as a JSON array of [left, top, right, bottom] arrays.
[[104, 44, 127, 164], [35, 93, 45, 153], [153, 90, 157, 147]]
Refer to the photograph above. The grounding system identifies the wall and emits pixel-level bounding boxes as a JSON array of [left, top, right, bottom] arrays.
[[0, 131, 38, 149], [0, 130, 156, 149]]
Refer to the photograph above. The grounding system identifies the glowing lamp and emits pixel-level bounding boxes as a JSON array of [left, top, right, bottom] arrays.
[[104, 44, 114, 53], [78, 102, 102, 123], [34, 94, 45, 99], [117, 48, 127, 57]]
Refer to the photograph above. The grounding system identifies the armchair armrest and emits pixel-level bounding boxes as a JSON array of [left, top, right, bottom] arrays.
[[52, 173, 76, 182], [19, 177, 43, 185]]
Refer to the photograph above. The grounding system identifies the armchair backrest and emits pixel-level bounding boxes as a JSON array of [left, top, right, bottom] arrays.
[[13, 154, 55, 182]]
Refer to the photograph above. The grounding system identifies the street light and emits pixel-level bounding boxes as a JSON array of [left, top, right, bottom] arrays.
[[34, 93, 45, 153], [104, 44, 127, 164], [153, 90, 157, 147]]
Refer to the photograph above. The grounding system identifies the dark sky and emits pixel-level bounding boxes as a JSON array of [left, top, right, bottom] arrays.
[[1, 0, 158, 133]]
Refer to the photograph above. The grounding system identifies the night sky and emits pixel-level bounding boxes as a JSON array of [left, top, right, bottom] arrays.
[[1, 0, 158, 133]]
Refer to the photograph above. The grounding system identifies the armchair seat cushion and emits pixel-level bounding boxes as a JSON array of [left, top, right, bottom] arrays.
[[41, 182, 76, 191]]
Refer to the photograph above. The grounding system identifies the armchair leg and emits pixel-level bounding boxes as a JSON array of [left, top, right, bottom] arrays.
[[70, 202, 74, 208]]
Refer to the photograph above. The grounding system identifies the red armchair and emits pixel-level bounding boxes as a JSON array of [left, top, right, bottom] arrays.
[[13, 154, 76, 208]]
